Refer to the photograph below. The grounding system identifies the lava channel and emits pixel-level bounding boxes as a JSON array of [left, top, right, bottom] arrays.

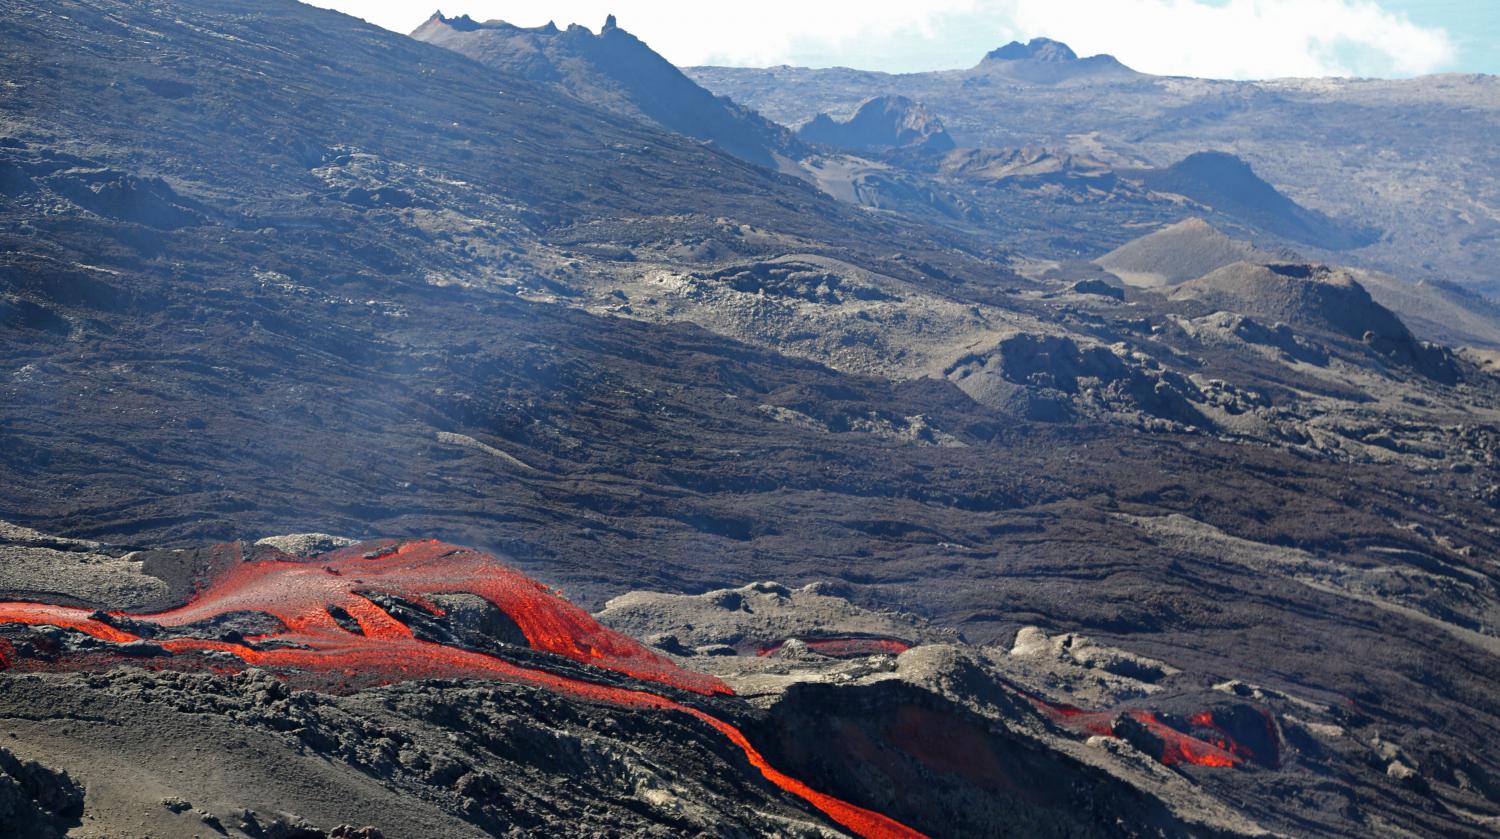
[[0, 538, 926, 839]]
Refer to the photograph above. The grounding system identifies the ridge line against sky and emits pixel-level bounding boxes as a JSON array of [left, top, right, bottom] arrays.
[[310, 0, 1499, 80]]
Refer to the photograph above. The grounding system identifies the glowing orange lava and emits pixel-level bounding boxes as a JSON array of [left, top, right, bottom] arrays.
[[1027, 696, 1246, 768], [0, 539, 926, 839], [1128, 711, 1239, 768], [134, 539, 730, 695]]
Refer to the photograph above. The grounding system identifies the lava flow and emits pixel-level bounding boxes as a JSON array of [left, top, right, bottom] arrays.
[[0, 539, 926, 839], [1028, 695, 1274, 769]]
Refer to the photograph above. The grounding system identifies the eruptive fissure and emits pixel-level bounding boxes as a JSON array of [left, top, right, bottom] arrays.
[[0, 539, 926, 839]]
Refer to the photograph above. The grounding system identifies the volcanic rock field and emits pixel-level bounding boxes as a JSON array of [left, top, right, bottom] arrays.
[[3, 1, 1500, 837]]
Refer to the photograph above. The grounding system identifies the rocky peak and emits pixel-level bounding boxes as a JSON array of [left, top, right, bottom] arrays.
[[970, 37, 1135, 82], [421, 11, 480, 33], [985, 38, 1079, 63]]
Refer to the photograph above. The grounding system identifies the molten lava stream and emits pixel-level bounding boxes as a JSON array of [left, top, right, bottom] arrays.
[[1027, 696, 1244, 768], [132, 539, 730, 695], [0, 540, 926, 839]]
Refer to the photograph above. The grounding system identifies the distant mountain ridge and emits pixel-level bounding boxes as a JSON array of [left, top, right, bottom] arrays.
[[412, 12, 805, 168], [687, 39, 1500, 295]]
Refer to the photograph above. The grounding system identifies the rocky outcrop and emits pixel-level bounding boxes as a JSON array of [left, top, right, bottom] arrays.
[[984, 38, 1081, 63], [250, 532, 354, 557], [937, 146, 1116, 189], [798, 95, 956, 155], [946, 333, 1209, 427], [0, 747, 83, 839]]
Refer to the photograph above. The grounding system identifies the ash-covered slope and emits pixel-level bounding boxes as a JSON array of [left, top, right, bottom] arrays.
[[1096, 218, 1287, 287], [411, 12, 805, 169]]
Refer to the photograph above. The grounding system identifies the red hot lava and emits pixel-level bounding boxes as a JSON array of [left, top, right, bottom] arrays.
[[0, 539, 925, 839], [1027, 697, 1261, 769], [134, 539, 731, 695]]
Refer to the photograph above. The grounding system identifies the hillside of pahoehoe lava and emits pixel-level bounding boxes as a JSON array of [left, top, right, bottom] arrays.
[[4, 1, 1500, 837]]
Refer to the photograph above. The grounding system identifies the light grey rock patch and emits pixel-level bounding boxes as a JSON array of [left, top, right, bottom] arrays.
[[1002, 625, 1179, 705], [0, 544, 169, 610], [596, 580, 950, 652], [253, 533, 357, 557], [434, 431, 536, 471], [0, 520, 102, 552]]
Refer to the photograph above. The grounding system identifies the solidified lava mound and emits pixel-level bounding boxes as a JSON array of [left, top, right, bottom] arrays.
[[0, 538, 925, 839]]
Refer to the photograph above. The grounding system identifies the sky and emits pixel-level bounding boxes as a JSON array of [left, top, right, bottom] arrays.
[[310, 0, 1500, 79]]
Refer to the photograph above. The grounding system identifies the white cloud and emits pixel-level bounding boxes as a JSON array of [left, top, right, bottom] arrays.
[[1000, 0, 1455, 78], [311, 0, 1456, 79]]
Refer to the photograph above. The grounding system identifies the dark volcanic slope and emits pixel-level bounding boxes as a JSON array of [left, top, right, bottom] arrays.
[[4, 2, 1500, 837], [1, 0, 923, 257], [1130, 152, 1377, 250]]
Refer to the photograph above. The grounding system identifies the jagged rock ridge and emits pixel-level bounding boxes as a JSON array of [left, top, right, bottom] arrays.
[[412, 12, 804, 168]]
